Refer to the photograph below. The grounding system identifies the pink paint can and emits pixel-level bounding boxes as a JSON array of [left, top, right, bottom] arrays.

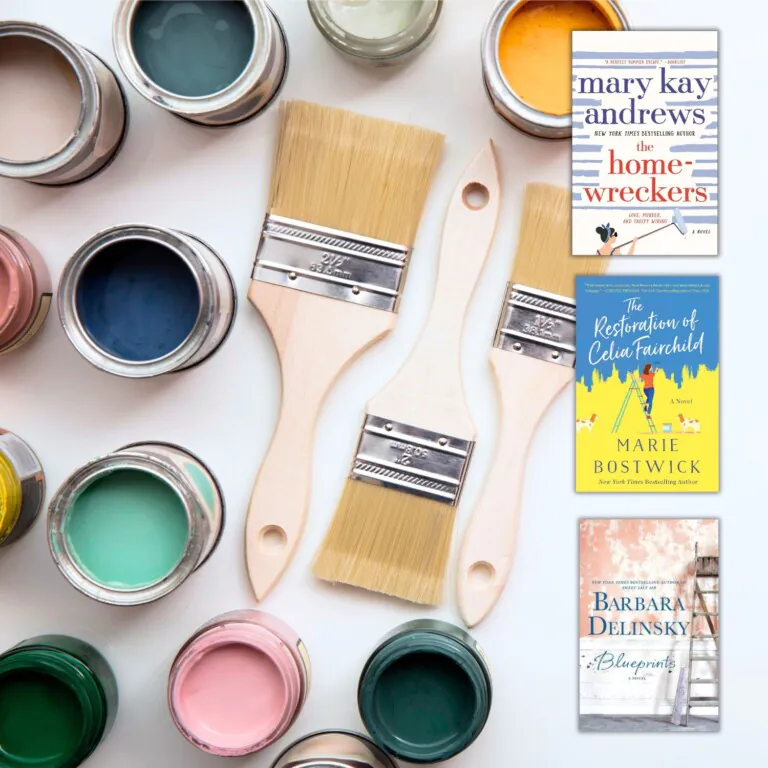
[[0, 227, 51, 355], [168, 610, 310, 757]]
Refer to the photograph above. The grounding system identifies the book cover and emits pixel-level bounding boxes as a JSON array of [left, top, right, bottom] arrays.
[[575, 276, 719, 492], [571, 30, 718, 256], [579, 518, 719, 732]]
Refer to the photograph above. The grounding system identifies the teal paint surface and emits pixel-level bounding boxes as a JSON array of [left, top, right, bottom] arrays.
[[130, 1, 255, 97], [65, 469, 189, 589]]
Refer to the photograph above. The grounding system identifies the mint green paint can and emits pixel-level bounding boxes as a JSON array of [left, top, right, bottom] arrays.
[[358, 620, 492, 764], [48, 442, 224, 605]]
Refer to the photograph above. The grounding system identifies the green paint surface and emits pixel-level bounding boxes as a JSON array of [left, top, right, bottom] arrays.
[[130, 0, 255, 97], [65, 469, 189, 589], [0, 670, 83, 766], [372, 651, 477, 752]]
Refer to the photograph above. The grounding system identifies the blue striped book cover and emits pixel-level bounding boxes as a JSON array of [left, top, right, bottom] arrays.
[[571, 31, 718, 256]]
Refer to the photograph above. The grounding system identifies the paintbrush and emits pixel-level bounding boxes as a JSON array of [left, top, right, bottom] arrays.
[[245, 101, 444, 601], [313, 142, 501, 605], [456, 183, 609, 627]]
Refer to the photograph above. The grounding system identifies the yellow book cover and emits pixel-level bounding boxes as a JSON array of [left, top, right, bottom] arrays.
[[575, 277, 719, 492]]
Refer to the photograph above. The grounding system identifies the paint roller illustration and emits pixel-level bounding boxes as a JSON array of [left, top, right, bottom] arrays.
[[611, 209, 687, 254]]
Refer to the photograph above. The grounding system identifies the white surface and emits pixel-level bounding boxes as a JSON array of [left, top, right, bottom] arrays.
[[0, 0, 763, 765]]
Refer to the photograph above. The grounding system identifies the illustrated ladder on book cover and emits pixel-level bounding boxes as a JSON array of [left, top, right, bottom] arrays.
[[683, 543, 719, 726], [611, 378, 657, 433]]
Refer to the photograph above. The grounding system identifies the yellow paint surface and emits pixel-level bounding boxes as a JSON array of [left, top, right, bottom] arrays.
[[498, 1, 615, 116], [0, 452, 21, 544]]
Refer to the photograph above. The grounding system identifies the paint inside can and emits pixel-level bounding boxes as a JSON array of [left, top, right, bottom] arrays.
[[0, 429, 45, 547], [75, 238, 200, 362], [0, 635, 118, 768], [271, 731, 399, 768], [169, 610, 310, 756], [0, 35, 81, 163], [498, 1, 613, 116], [64, 469, 190, 589], [359, 620, 491, 763], [326, 1, 422, 39], [130, 0, 256, 97]]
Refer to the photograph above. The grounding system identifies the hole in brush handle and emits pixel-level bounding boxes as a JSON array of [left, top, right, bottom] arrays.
[[467, 560, 496, 585], [259, 525, 288, 552], [462, 182, 490, 210]]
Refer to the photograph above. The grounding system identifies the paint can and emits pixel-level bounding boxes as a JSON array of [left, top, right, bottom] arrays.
[[308, 0, 442, 65], [0, 227, 51, 356], [57, 224, 236, 377], [272, 731, 399, 768], [481, 0, 629, 139], [0, 429, 45, 547], [0, 21, 127, 185], [48, 441, 224, 606], [0, 634, 118, 768], [358, 620, 492, 764], [168, 610, 311, 756], [113, 0, 288, 126]]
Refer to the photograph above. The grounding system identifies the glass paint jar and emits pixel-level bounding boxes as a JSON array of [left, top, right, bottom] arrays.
[[272, 731, 399, 768], [57, 224, 236, 378], [0, 227, 51, 355], [0, 22, 127, 185], [0, 634, 118, 768], [168, 610, 311, 756], [308, 0, 442, 64], [358, 620, 492, 763], [113, 0, 288, 126], [48, 441, 224, 605], [0, 428, 45, 547]]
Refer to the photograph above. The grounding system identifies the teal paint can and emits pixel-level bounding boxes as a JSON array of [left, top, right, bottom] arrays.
[[113, 0, 288, 126], [48, 442, 224, 605], [358, 620, 492, 764]]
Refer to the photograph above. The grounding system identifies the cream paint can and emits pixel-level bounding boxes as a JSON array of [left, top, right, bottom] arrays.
[[308, 0, 442, 64], [0, 227, 51, 356], [168, 610, 311, 756], [0, 22, 127, 185], [482, 0, 629, 139], [272, 731, 399, 768], [48, 442, 224, 606], [113, 0, 288, 126], [0, 429, 45, 547], [57, 224, 236, 378]]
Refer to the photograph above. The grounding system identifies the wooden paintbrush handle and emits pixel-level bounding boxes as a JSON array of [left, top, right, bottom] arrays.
[[370, 141, 501, 431], [457, 351, 573, 627], [245, 281, 395, 601]]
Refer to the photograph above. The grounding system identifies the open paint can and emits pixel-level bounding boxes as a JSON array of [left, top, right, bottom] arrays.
[[0, 227, 51, 356], [272, 731, 399, 768], [168, 610, 311, 756], [0, 21, 127, 185], [358, 620, 492, 764], [0, 428, 45, 547], [482, 0, 629, 138], [48, 442, 224, 606], [57, 224, 236, 377], [113, 0, 288, 126], [0, 634, 118, 768]]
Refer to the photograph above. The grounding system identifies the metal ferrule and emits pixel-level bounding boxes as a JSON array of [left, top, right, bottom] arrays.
[[350, 416, 473, 506], [0, 22, 127, 185], [494, 283, 576, 367], [253, 215, 410, 312]]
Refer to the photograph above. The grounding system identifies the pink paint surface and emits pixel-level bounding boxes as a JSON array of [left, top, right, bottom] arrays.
[[175, 643, 286, 750]]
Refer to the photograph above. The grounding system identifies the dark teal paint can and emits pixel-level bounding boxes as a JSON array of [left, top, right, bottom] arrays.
[[358, 620, 492, 764]]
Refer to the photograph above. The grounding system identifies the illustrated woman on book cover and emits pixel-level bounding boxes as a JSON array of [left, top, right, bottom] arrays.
[[640, 363, 656, 414], [596, 224, 637, 256]]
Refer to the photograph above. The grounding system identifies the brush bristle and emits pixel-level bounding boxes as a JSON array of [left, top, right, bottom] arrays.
[[313, 481, 455, 606], [268, 101, 444, 245], [511, 183, 609, 297]]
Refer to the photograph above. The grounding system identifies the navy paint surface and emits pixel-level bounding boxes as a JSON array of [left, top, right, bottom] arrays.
[[75, 239, 200, 362]]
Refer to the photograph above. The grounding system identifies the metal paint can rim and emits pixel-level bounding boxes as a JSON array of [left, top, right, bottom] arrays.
[[57, 224, 233, 378], [47, 445, 221, 606], [481, 0, 630, 139], [271, 730, 399, 768], [113, 0, 286, 124], [0, 21, 101, 178]]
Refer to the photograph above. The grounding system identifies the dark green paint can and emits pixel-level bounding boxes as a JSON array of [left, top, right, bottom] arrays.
[[358, 620, 492, 764], [0, 635, 118, 768]]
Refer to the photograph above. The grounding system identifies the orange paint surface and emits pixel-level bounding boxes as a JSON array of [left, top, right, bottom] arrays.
[[498, 1, 615, 116]]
